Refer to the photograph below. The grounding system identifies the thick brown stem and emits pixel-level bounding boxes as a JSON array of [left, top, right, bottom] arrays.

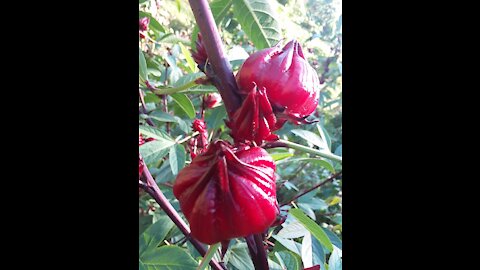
[[188, 0, 242, 118]]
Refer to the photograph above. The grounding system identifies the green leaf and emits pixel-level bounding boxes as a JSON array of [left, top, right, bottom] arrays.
[[139, 11, 166, 33], [312, 235, 326, 268], [192, 0, 233, 46], [139, 216, 175, 255], [139, 47, 148, 82], [144, 92, 161, 103], [272, 235, 301, 256], [277, 220, 308, 239], [139, 214, 153, 235], [289, 208, 334, 252], [323, 228, 342, 250], [317, 123, 332, 151], [334, 144, 342, 156], [327, 246, 342, 270], [232, 0, 281, 49], [275, 251, 302, 270], [169, 144, 186, 176], [291, 129, 325, 149], [139, 139, 176, 165], [301, 232, 313, 268], [171, 93, 195, 119], [178, 43, 196, 73], [172, 72, 204, 88], [276, 158, 335, 173], [173, 116, 191, 134], [139, 125, 173, 140], [224, 243, 254, 270], [143, 111, 178, 123], [206, 105, 227, 130], [139, 246, 198, 270], [270, 152, 294, 161]]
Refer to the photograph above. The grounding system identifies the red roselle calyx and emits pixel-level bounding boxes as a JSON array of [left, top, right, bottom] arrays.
[[204, 93, 222, 109], [226, 83, 280, 145], [236, 40, 320, 124], [173, 140, 279, 244]]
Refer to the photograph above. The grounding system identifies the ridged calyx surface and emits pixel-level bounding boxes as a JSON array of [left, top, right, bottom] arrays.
[[236, 40, 320, 124], [173, 140, 278, 244]]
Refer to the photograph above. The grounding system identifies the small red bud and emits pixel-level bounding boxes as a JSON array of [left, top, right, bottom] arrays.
[[139, 17, 150, 31], [204, 93, 222, 109], [191, 33, 208, 68], [173, 140, 279, 244]]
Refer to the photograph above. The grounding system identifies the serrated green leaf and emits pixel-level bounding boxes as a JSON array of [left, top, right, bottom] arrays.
[[232, 0, 281, 49], [139, 125, 173, 140], [139, 216, 175, 255], [139, 48, 148, 82], [291, 129, 325, 149], [276, 158, 335, 173], [139, 11, 166, 33], [169, 144, 185, 176], [178, 43, 196, 73], [171, 93, 195, 119], [289, 208, 333, 252], [139, 246, 198, 270], [270, 152, 294, 161], [192, 0, 233, 46], [140, 140, 175, 165]]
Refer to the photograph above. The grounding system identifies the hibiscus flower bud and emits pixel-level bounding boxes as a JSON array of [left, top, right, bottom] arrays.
[[139, 17, 150, 31], [235, 40, 320, 124], [191, 33, 208, 69], [204, 93, 222, 109], [173, 140, 279, 244]]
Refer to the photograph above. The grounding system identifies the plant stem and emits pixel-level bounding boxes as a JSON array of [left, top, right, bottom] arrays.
[[139, 162, 225, 270], [177, 131, 200, 144], [274, 139, 342, 162], [245, 234, 269, 270], [280, 171, 342, 207], [152, 79, 201, 95], [197, 242, 221, 270], [188, 0, 242, 118]]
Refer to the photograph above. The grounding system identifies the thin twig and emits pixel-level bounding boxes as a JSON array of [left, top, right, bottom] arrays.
[[139, 161, 225, 270], [281, 171, 342, 207]]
